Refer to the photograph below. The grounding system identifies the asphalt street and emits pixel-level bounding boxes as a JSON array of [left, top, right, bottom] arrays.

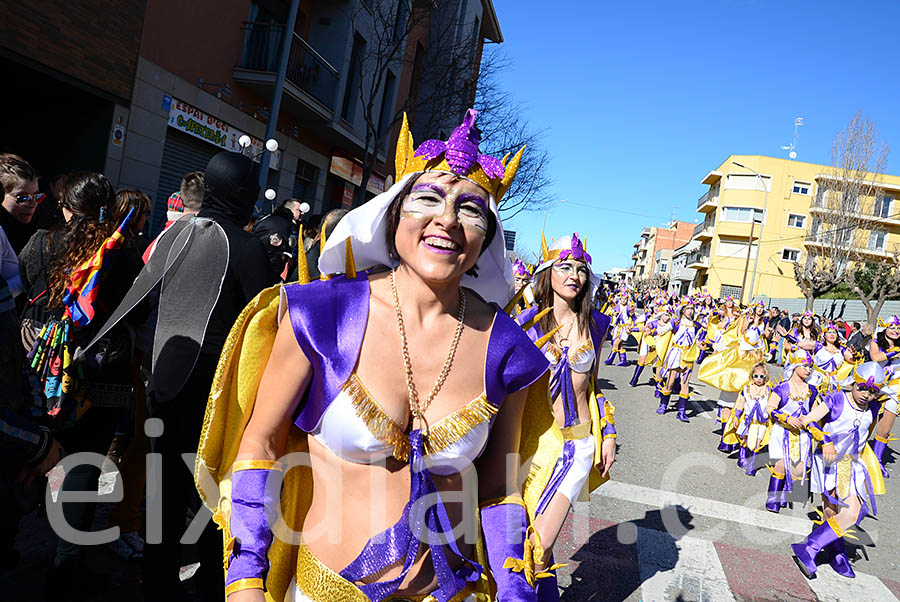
[[554, 344, 900, 601]]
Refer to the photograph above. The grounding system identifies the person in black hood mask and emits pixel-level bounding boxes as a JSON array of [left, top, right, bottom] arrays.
[[137, 151, 278, 601], [252, 206, 296, 280]]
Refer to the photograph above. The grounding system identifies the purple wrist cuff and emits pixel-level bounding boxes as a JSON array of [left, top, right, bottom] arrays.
[[225, 465, 280, 593], [886, 351, 898, 361], [480, 501, 538, 601], [786, 333, 799, 345]]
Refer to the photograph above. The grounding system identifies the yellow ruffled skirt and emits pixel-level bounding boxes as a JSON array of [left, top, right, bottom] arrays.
[[698, 348, 764, 393]]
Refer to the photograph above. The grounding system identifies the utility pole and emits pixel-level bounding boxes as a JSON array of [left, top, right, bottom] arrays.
[[739, 216, 757, 305], [257, 0, 300, 208]]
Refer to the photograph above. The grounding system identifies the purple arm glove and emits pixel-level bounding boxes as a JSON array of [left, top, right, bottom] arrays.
[[480, 499, 538, 601], [225, 461, 282, 597], [597, 392, 617, 439]]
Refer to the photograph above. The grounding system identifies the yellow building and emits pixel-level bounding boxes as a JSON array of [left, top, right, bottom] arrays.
[[688, 155, 900, 301]]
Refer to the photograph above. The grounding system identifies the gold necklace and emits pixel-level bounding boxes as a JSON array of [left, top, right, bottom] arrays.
[[390, 268, 466, 430]]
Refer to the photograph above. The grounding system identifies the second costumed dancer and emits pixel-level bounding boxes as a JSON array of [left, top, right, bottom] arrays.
[[517, 232, 617, 601]]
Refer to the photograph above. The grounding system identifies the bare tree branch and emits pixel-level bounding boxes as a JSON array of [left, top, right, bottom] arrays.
[[805, 111, 896, 327]]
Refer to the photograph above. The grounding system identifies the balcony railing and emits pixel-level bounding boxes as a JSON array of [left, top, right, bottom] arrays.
[[239, 21, 340, 110]]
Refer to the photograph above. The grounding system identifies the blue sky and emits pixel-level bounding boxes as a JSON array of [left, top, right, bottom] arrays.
[[494, 0, 900, 271]]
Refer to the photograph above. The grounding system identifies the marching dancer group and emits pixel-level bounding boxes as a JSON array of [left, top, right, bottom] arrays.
[[580, 280, 898, 581]]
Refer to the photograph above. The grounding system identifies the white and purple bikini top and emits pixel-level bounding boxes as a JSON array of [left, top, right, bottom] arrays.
[[311, 373, 493, 476], [544, 339, 595, 373]]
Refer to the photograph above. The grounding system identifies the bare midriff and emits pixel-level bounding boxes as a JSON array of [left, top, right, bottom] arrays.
[[301, 432, 477, 594], [552, 342, 592, 428]]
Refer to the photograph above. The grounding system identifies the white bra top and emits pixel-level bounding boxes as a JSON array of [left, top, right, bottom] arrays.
[[311, 373, 495, 476], [544, 340, 595, 374]]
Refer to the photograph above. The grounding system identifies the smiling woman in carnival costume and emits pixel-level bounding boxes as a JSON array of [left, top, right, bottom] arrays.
[[763, 348, 821, 513], [517, 232, 616, 600], [790, 361, 887, 580], [194, 110, 570, 602], [869, 315, 900, 477]]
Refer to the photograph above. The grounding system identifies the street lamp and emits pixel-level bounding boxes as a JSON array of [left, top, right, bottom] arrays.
[[732, 161, 769, 304]]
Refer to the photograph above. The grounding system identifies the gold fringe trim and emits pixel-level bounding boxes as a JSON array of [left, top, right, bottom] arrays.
[[343, 374, 410, 462], [424, 394, 497, 455], [570, 339, 593, 358]]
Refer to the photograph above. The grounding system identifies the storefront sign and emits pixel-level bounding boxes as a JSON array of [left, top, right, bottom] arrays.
[[329, 150, 386, 196], [165, 96, 281, 170]]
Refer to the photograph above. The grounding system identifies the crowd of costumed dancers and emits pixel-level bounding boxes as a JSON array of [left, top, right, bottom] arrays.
[[509, 273, 899, 581]]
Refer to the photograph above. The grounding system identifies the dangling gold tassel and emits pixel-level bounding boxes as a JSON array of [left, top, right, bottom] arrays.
[[319, 226, 330, 281], [293, 224, 310, 284], [344, 238, 356, 279]]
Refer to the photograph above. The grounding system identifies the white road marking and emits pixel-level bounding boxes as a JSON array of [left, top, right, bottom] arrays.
[[806, 564, 899, 602], [595, 480, 812, 536], [637, 529, 736, 602]]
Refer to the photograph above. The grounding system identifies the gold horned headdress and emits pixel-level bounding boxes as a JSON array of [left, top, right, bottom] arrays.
[[395, 109, 524, 204], [317, 108, 525, 304]]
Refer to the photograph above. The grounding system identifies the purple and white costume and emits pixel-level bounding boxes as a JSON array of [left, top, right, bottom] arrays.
[[811, 390, 880, 515], [280, 274, 548, 601]]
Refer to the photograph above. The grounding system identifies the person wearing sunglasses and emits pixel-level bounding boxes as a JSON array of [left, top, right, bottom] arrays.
[[731, 362, 772, 476], [0, 153, 40, 253], [791, 361, 888, 580]]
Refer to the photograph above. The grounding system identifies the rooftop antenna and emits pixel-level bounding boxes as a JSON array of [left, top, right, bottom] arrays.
[[781, 117, 804, 160]]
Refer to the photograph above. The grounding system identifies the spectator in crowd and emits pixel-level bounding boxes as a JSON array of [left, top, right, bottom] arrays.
[[33, 172, 67, 230], [143, 172, 204, 262], [18, 172, 145, 594], [0, 403, 62, 570], [1, 265, 60, 572], [281, 197, 305, 226], [289, 207, 348, 281], [252, 206, 296, 280], [302, 212, 322, 252], [142, 151, 277, 602], [847, 321, 870, 358], [0, 154, 40, 253], [0, 180, 23, 300], [112, 189, 152, 256]]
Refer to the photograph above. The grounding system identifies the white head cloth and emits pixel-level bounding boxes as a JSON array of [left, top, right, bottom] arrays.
[[533, 234, 601, 300], [318, 172, 514, 305]]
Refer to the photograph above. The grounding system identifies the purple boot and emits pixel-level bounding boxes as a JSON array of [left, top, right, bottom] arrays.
[[791, 520, 844, 580], [604, 349, 617, 366], [653, 377, 662, 398], [696, 348, 707, 365], [765, 472, 786, 513], [825, 539, 856, 578], [616, 352, 629, 367], [535, 556, 561, 601], [744, 449, 760, 476], [737, 445, 751, 471], [872, 436, 891, 478], [656, 392, 670, 415], [676, 395, 689, 422], [629, 364, 644, 387]]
